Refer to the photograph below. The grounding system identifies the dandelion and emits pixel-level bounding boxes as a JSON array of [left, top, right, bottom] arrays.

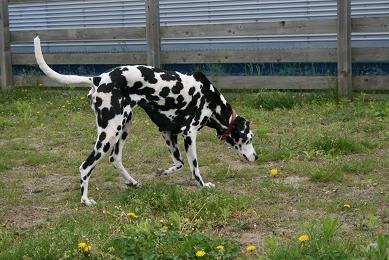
[[298, 234, 309, 242], [195, 250, 206, 257], [84, 245, 92, 253], [246, 245, 256, 251], [343, 204, 351, 209], [270, 169, 278, 176], [216, 245, 224, 250], [127, 212, 138, 220], [78, 242, 87, 249]]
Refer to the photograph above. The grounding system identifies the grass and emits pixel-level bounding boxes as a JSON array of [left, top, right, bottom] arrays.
[[0, 87, 388, 259]]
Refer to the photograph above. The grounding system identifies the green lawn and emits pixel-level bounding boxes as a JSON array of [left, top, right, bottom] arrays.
[[0, 87, 388, 259]]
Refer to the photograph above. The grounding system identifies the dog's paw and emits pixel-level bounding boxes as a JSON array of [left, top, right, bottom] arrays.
[[203, 182, 215, 188], [126, 181, 140, 188], [81, 198, 97, 206]]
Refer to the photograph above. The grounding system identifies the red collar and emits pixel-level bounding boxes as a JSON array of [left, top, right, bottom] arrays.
[[221, 110, 237, 141]]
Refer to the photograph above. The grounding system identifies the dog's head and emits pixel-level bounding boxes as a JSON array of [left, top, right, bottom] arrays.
[[222, 116, 258, 162]]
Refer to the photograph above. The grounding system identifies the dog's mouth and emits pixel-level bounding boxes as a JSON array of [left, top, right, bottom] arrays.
[[239, 153, 258, 162], [237, 153, 250, 162]]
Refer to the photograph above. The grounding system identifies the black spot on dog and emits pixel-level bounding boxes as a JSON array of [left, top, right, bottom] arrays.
[[117, 125, 122, 131], [177, 95, 184, 104], [95, 96, 102, 109], [172, 81, 183, 94], [193, 170, 202, 184], [184, 136, 192, 151], [95, 152, 101, 161], [103, 143, 110, 152], [188, 87, 195, 96], [109, 157, 115, 162], [81, 186, 84, 196], [193, 71, 206, 82], [165, 140, 170, 146], [173, 148, 180, 160], [115, 142, 120, 154], [109, 68, 128, 89], [96, 141, 102, 150], [133, 81, 143, 89], [160, 71, 180, 81], [82, 150, 96, 170], [193, 159, 197, 168], [137, 66, 157, 84], [93, 76, 101, 86], [165, 97, 176, 107], [122, 132, 128, 140], [159, 87, 170, 97], [98, 83, 113, 93], [99, 132, 106, 142]]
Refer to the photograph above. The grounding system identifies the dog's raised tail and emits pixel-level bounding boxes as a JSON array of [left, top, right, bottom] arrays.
[[34, 36, 92, 85]]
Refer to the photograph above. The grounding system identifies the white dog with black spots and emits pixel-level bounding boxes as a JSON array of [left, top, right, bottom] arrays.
[[34, 36, 258, 206]]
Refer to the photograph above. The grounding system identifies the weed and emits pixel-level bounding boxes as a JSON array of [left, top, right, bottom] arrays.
[[309, 166, 344, 182], [341, 157, 376, 175], [311, 133, 367, 155], [250, 92, 303, 110], [265, 217, 354, 259], [360, 235, 389, 259], [111, 220, 240, 259], [123, 183, 249, 228]]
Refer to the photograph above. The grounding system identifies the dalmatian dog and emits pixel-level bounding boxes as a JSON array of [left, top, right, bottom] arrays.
[[34, 36, 258, 206]]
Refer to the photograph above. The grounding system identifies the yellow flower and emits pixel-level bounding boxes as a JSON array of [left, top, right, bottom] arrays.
[[343, 204, 351, 209], [127, 212, 138, 220], [216, 245, 224, 250], [246, 245, 256, 251], [298, 234, 309, 242], [78, 242, 87, 249], [270, 169, 278, 176], [84, 245, 92, 253], [195, 250, 206, 257]]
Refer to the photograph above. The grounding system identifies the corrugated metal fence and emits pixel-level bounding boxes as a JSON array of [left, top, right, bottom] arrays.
[[8, 0, 389, 53]]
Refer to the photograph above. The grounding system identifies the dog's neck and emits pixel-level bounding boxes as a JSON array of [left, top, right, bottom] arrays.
[[206, 91, 235, 136]]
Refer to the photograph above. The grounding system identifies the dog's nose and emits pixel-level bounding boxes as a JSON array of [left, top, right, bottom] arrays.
[[254, 154, 258, 161]]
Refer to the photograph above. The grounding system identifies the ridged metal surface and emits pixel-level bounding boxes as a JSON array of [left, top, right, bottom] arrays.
[[8, 0, 389, 53]]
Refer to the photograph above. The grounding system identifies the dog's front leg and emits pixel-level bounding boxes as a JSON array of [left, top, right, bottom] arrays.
[[183, 133, 215, 188]]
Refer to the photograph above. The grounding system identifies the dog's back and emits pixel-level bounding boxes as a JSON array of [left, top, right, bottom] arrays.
[[92, 65, 213, 133]]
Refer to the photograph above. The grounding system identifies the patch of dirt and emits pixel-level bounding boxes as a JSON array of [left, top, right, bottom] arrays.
[[281, 175, 309, 188], [2, 205, 55, 230], [0, 167, 75, 230]]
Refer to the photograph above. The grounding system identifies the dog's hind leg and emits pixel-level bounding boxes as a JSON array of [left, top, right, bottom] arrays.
[[109, 111, 139, 187], [80, 129, 116, 206], [183, 132, 215, 188], [156, 131, 184, 176]]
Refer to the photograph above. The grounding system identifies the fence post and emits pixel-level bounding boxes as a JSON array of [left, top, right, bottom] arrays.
[[337, 0, 352, 99], [0, 0, 12, 89], [145, 0, 161, 68]]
